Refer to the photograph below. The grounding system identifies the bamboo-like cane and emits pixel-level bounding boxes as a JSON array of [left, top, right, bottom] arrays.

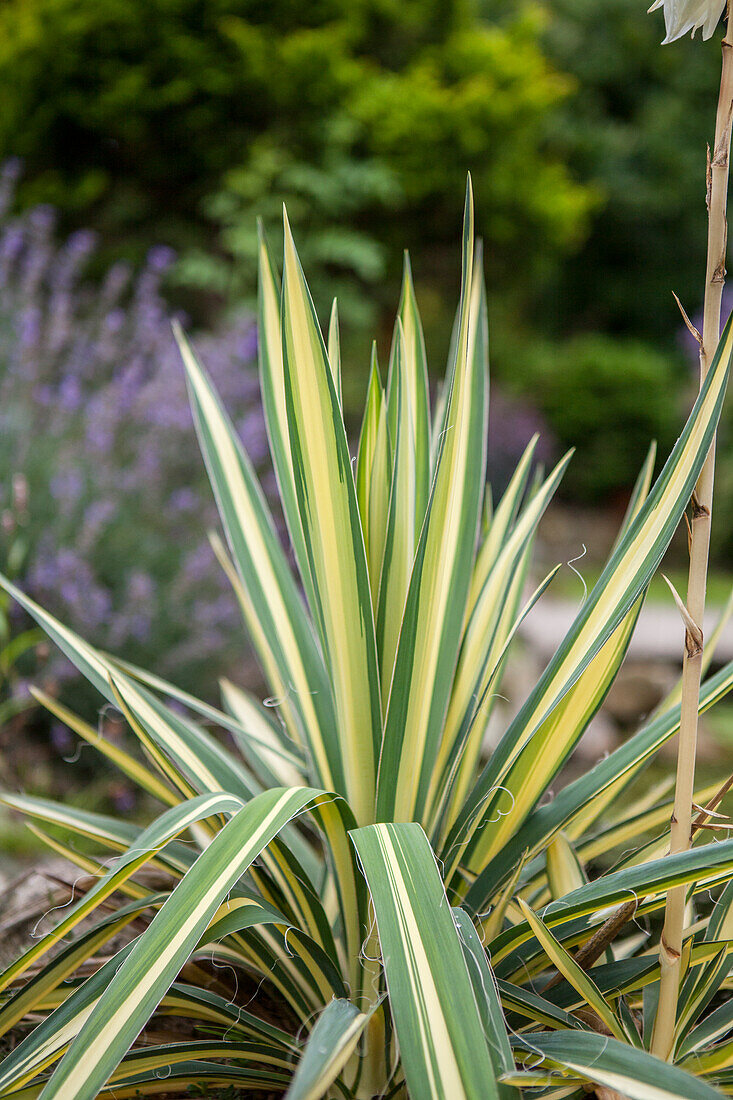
[[651, 6, 733, 1060]]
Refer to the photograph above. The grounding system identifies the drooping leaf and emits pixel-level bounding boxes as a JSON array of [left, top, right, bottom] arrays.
[[514, 1030, 724, 1100], [39, 787, 328, 1100]]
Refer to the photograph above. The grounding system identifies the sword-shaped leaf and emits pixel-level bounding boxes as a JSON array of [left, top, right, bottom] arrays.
[[377, 183, 488, 822], [108, 652, 305, 775], [452, 311, 733, 860], [515, 1030, 724, 1100], [471, 657, 733, 906], [0, 793, 236, 996], [175, 322, 342, 795], [468, 596, 643, 871], [517, 899, 628, 1041], [285, 998, 369, 1100], [679, 996, 733, 1059], [377, 320, 419, 700], [220, 677, 305, 789], [489, 838, 733, 965], [0, 944, 136, 1094], [430, 564, 561, 844], [432, 451, 570, 827], [453, 908, 518, 1100], [351, 822, 499, 1100], [281, 211, 382, 823], [29, 688, 177, 806], [468, 445, 657, 869], [327, 298, 342, 405], [0, 897, 162, 1039], [466, 434, 539, 617], [256, 223, 310, 583], [385, 251, 431, 536], [39, 787, 326, 1100], [356, 346, 392, 609], [0, 564, 298, 807]]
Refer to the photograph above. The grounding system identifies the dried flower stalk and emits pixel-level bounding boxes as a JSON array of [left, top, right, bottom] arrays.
[[652, 4, 733, 1058]]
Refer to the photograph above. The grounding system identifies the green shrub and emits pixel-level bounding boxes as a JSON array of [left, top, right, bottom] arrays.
[[0, 0, 593, 318], [176, 121, 399, 343], [541, 0, 721, 342], [520, 333, 682, 501]]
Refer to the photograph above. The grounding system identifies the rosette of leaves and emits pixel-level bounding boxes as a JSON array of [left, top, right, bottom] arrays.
[[1, 184, 733, 1099]]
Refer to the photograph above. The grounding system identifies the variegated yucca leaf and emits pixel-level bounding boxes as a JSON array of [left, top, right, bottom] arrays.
[[377, 320, 420, 701], [0, 896, 164, 1040], [377, 184, 488, 823], [176, 321, 342, 797], [544, 831, 586, 900], [512, 1031, 725, 1100], [0, 793, 239, 997], [489, 838, 733, 969], [472, 654, 733, 904], [386, 252, 431, 535], [256, 220, 309, 580], [431, 450, 571, 833], [111, 650, 260, 736], [280, 210, 382, 825], [327, 299, 342, 404], [466, 596, 643, 871], [220, 676, 306, 789], [284, 998, 370, 1100], [30, 687, 178, 805], [429, 563, 562, 844], [351, 822, 501, 1100], [0, 944, 137, 1094], [452, 908, 518, 1100], [466, 434, 538, 612], [453, 310, 733, 879], [516, 899, 629, 1041], [356, 344, 391, 610], [470, 445, 657, 856], [37, 787, 327, 1100]]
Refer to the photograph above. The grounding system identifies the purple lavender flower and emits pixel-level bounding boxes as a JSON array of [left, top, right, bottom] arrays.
[[147, 245, 176, 272], [0, 163, 266, 700], [487, 389, 555, 495], [50, 722, 73, 754]]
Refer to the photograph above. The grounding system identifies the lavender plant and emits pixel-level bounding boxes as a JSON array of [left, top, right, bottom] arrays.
[[0, 161, 268, 707]]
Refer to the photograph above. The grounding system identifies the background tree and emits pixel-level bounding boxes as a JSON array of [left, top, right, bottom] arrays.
[[0, 0, 592, 340], [538, 0, 720, 343]]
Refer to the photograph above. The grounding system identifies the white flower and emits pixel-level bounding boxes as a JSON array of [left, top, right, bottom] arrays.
[[648, 0, 726, 41]]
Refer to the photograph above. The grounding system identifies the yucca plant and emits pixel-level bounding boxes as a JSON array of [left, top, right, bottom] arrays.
[[1, 183, 733, 1100]]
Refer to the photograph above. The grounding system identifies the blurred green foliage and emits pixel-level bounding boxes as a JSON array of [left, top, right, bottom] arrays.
[[0, 0, 593, 330], [519, 334, 682, 501], [177, 120, 399, 338], [539, 0, 719, 343]]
